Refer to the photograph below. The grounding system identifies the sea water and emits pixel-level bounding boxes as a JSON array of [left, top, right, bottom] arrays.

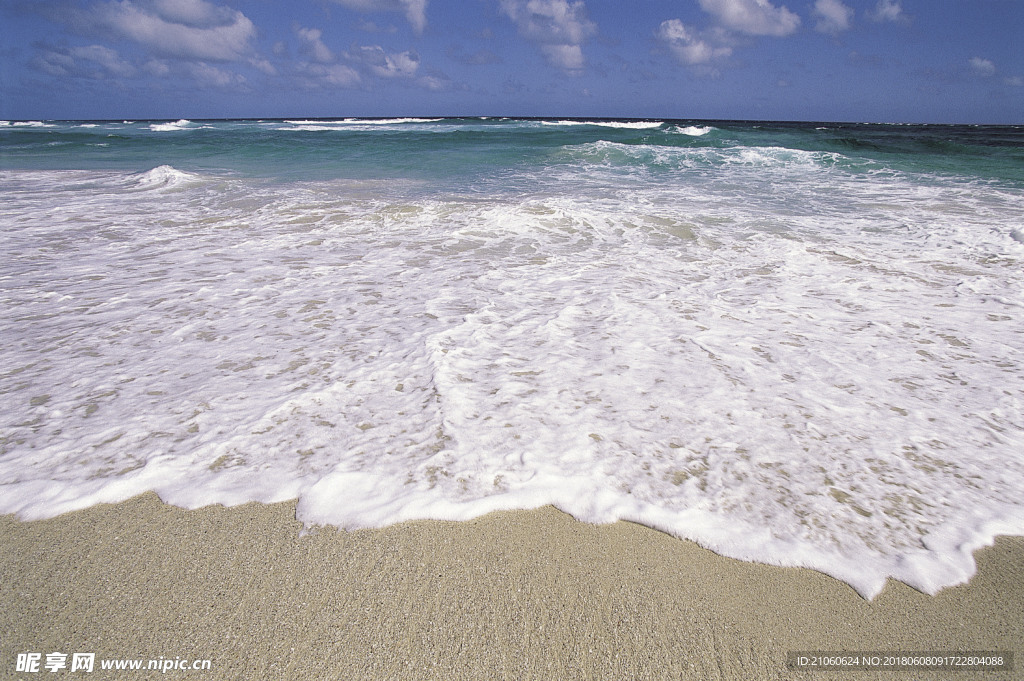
[[2, 118, 1023, 598]]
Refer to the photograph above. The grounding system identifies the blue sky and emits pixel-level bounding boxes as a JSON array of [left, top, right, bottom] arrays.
[[1, 0, 1021, 122]]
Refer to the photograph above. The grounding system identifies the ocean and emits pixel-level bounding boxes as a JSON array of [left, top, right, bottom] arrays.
[[2, 117, 1022, 598]]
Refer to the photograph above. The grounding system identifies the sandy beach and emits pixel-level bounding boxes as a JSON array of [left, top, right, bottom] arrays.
[[1, 493, 1019, 680]]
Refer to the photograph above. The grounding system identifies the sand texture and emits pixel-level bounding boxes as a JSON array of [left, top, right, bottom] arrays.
[[1, 493, 1021, 680]]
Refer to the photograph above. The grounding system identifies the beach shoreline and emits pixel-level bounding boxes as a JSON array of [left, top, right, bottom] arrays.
[[1, 493, 1020, 680]]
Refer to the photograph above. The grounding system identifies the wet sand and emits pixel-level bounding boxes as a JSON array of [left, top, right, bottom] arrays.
[[1, 492, 1020, 680]]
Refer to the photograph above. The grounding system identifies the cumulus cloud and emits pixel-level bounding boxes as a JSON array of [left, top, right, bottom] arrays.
[[417, 74, 452, 91], [870, 0, 905, 23], [659, 0, 796, 72], [499, 0, 597, 72], [146, 0, 232, 28], [540, 43, 584, 70], [697, 0, 800, 37], [329, 0, 427, 34], [289, 23, 425, 89], [73, 0, 257, 61], [187, 61, 245, 87], [813, 0, 852, 34], [32, 39, 254, 88], [969, 57, 996, 77], [32, 44, 136, 79], [291, 26, 364, 88], [297, 27, 335, 64], [249, 57, 277, 76], [143, 59, 171, 76], [300, 62, 362, 88], [350, 44, 420, 78], [655, 19, 731, 66]]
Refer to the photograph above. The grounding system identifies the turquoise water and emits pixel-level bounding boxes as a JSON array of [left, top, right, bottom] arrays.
[[2, 117, 1023, 598], [3, 118, 1023, 184]]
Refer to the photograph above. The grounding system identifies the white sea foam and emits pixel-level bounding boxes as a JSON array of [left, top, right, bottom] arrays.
[[280, 124, 363, 132], [124, 165, 203, 191], [149, 119, 192, 132], [280, 118, 444, 132], [542, 120, 664, 129], [11, 121, 54, 127], [557, 140, 844, 176], [1, 148, 1023, 599], [351, 117, 443, 124], [674, 125, 713, 136], [284, 118, 442, 126]]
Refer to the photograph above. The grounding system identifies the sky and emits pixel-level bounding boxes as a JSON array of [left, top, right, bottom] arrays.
[[1, 0, 1021, 123]]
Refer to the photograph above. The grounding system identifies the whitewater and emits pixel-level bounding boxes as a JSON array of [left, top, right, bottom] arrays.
[[2, 118, 1023, 598]]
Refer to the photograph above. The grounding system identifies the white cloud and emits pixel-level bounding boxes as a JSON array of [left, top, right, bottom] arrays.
[[290, 30, 424, 87], [499, 0, 597, 72], [74, 44, 137, 77], [329, 0, 427, 34], [33, 44, 137, 79], [540, 43, 585, 71], [417, 74, 450, 91], [870, 0, 905, 23], [357, 19, 398, 34], [1005, 76, 1023, 87], [351, 45, 420, 78], [291, 25, 371, 87], [297, 27, 335, 64], [144, 59, 171, 76], [500, 0, 596, 45], [249, 57, 277, 76], [301, 62, 362, 87], [187, 61, 245, 86], [813, 0, 852, 34], [697, 0, 800, 37], [147, 0, 232, 28], [656, 19, 731, 66], [969, 57, 996, 77], [79, 0, 257, 61]]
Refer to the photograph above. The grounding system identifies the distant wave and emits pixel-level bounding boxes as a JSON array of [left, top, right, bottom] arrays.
[[284, 118, 442, 126], [278, 124, 360, 132], [352, 117, 443, 124], [560, 139, 844, 172], [541, 120, 664, 129], [149, 119, 192, 132], [673, 125, 714, 136]]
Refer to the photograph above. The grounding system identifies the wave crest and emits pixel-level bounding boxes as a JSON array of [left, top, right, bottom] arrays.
[[673, 125, 714, 136], [541, 120, 664, 129], [129, 165, 201, 191], [149, 119, 192, 132], [559, 140, 844, 171]]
